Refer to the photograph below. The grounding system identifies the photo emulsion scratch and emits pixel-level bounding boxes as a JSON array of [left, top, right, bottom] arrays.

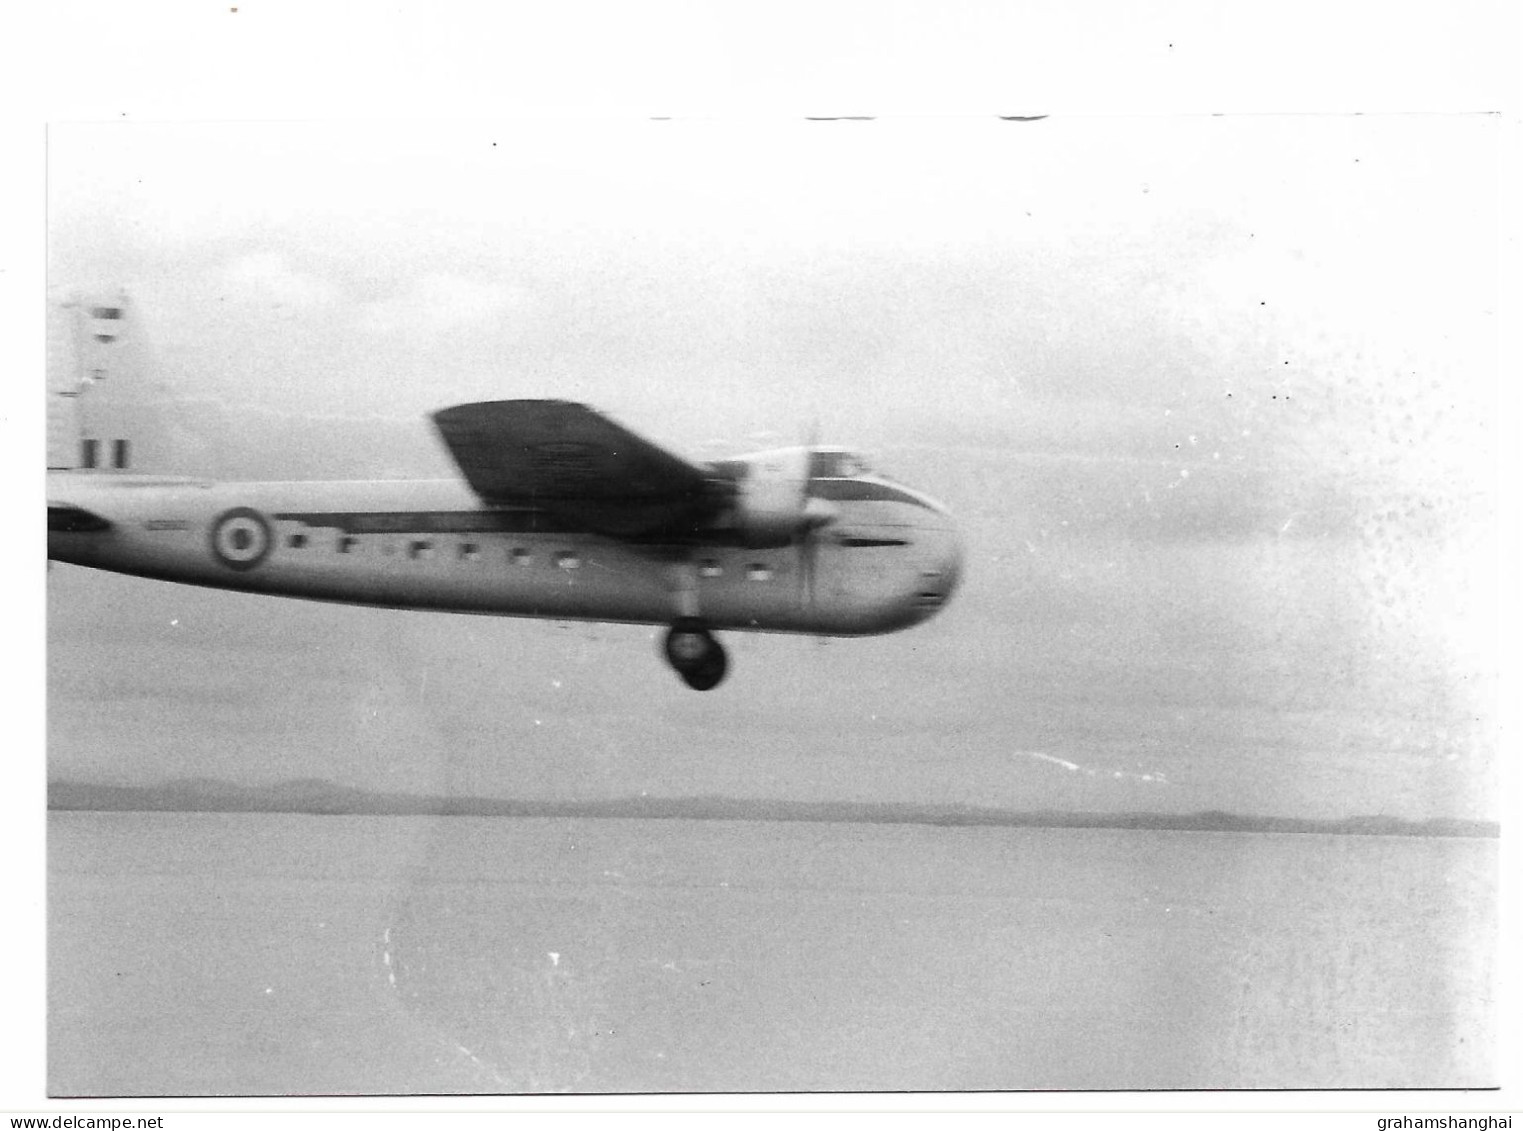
[[1015, 750, 1170, 784], [45, 115, 1496, 1096]]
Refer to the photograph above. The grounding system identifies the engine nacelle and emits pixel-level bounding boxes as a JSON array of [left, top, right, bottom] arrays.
[[713, 447, 835, 548]]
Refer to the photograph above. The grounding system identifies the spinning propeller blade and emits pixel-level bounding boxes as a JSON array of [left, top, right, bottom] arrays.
[[794, 420, 834, 611]]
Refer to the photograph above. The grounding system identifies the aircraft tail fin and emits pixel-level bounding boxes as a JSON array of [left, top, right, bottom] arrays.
[[47, 290, 175, 473]]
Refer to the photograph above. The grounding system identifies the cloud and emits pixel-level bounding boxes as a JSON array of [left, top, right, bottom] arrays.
[[219, 252, 341, 309], [358, 273, 529, 336]]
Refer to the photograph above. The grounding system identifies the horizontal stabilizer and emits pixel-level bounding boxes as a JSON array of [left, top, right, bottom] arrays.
[[432, 399, 726, 539], [48, 504, 113, 533]]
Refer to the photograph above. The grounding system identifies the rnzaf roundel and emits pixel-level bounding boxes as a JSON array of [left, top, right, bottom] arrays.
[[210, 507, 273, 571]]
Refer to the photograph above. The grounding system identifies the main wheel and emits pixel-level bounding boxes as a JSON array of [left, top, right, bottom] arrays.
[[662, 618, 729, 690], [680, 644, 728, 691], [664, 619, 713, 667]]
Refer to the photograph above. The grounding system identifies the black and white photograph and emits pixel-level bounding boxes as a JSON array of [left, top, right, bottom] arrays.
[[12, 0, 1511, 1116]]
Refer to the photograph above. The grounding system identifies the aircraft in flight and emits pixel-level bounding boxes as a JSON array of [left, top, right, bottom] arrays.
[[46, 295, 962, 689]]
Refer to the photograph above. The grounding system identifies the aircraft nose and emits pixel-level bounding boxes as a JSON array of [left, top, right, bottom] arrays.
[[911, 524, 963, 617]]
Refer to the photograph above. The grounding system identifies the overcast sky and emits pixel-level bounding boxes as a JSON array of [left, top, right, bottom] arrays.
[[40, 114, 1497, 822]]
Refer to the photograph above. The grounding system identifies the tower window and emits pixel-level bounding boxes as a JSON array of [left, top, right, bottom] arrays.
[[747, 564, 773, 581], [287, 533, 308, 549], [699, 559, 723, 578], [80, 439, 98, 469], [459, 542, 480, 561], [555, 551, 582, 570], [511, 547, 532, 566], [409, 540, 434, 560], [338, 536, 359, 554], [112, 439, 130, 469]]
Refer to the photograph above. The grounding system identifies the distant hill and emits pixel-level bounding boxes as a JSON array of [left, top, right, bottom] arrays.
[[46, 778, 1499, 838]]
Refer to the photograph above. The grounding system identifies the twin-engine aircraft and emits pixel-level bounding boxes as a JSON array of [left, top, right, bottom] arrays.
[[46, 300, 962, 689]]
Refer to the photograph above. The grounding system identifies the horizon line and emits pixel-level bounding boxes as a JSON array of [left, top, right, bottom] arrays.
[[46, 779, 1499, 838]]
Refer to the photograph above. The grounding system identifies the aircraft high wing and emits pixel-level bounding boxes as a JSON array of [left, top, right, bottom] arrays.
[[431, 400, 731, 541]]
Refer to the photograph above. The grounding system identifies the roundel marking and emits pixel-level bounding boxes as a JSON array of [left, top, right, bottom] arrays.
[[210, 507, 273, 571]]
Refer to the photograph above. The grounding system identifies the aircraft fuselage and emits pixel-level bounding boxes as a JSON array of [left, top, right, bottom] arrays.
[[47, 473, 962, 637]]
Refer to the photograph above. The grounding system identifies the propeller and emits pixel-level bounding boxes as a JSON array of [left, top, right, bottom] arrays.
[[793, 421, 836, 611], [797, 508, 821, 610], [711, 422, 836, 609]]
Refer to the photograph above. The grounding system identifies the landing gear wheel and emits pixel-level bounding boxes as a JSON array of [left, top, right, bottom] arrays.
[[681, 648, 728, 691], [662, 618, 729, 691]]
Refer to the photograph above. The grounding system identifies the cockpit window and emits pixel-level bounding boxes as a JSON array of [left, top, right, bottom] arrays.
[[809, 450, 873, 479]]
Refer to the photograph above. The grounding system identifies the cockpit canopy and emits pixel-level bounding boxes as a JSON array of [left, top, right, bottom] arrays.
[[808, 448, 872, 479]]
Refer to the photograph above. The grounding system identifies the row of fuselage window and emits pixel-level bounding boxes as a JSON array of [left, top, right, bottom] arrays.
[[79, 439, 130, 470], [284, 531, 775, 580]]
